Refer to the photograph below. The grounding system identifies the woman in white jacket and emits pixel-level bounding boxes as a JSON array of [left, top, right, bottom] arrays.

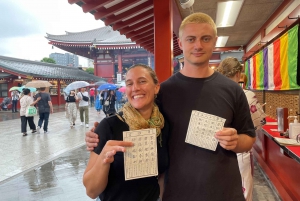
[[20, 88, 40, 136], [217, 57, 266, 201]]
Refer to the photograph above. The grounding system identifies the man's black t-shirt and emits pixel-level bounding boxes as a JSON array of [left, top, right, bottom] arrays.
[[93, 114, 169, 201], [35, 92, 51, 113], [157, 72, 255, 201]]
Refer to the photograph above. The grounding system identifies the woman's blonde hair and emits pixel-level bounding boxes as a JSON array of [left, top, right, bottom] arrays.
[[179, 12, 217, 38], [217, 57, 243, 78]]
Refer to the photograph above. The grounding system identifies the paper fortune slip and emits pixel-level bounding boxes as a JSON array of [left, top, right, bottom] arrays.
[[123, 128, 158, 181], [185, 110, 226, 151]]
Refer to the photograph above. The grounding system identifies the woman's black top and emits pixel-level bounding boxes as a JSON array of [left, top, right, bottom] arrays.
[[66, 95, 76, 103], [94, 113, 169, 201]]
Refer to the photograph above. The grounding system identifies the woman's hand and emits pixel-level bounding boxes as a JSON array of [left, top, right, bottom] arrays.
[[100, 140, 133, 164]]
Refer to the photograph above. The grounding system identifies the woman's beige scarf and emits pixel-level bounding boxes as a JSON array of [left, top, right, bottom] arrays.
[[116, 102, 164, 146]]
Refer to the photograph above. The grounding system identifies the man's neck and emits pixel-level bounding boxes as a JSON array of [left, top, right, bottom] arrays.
[[180, 63, 214, 78]]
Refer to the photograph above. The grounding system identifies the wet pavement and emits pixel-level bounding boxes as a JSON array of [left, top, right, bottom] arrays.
[[0, 107, 281, 200]]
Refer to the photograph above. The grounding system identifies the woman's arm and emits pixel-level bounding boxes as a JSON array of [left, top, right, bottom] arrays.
[[83, 120, 133, 199], [83, 151, 111, 199], [83, 140, 133, 198], [29, 97, 40, 106]]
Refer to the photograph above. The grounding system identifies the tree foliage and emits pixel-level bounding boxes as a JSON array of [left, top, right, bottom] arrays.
[[41, 57, 56, 64], [85, 67, 94, 74]]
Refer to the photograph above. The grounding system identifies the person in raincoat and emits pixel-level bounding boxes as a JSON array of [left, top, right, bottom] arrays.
[[95, 91, 103, 115]]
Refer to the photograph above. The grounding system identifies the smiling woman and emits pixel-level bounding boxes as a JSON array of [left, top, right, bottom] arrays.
[[83, 64, 169, 201]]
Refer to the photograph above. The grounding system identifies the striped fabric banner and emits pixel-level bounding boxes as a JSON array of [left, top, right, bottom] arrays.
[[245, 24, 299, 90]]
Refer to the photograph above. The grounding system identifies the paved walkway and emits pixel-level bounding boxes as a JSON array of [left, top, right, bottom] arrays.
[[0, 107, 105, 184], [0, 107, 281, 201]]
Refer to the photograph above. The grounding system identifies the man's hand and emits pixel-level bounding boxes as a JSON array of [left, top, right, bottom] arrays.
[[215, 128, 239, 150], [86, 122, 100, 151]]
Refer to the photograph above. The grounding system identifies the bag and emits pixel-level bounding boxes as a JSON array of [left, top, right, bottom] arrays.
[[65, 111, 69, 119], [26, 106, 37, 117], [81, 92, 89, 102], [104, 100, 110, 106]]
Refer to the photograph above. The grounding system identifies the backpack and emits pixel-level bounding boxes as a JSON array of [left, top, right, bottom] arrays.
[[81, 92, 89, 102]]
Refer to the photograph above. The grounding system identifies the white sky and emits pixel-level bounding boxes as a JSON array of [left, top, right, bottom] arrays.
[[0, 0, 105, 66]]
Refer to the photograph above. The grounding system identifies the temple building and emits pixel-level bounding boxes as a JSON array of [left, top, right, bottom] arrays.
[[0, 55, 102, 106], [46, 26, 156, 83]]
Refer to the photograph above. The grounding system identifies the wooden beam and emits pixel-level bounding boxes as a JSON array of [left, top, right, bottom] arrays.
[[140, 40, 154, 47], [68, 0, 81, 4], [104, 0, 153, 25], [125, 26, 153, 38], [135, 35, 153, 44], [131, 30, 153, 41], [119, 18, 153, 35], [94, 0, 141, 20], [82, 0, 114, 13], [112, 9, 153, 31]]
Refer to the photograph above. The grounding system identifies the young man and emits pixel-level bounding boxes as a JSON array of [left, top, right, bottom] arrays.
[[85, 13, 255, 200], [35, 87, 53, 134], [77, 87, 90, 128], [11, 90, 20, 113]]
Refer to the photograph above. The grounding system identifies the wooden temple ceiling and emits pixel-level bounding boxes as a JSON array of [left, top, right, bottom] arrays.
[[67, 0, 298, 58]]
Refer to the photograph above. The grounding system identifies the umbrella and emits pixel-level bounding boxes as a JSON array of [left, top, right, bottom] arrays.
[[118, 86, 126, 93], [97, 83, 117, 91], [90, 88, 95, 90], [66, 81, 90, 90], [64, 81, 90, 94], [9, 86, 20, 91], [19, 86, 37, 92], [25, 80, 52, 88], [94, 80, 107, 86]]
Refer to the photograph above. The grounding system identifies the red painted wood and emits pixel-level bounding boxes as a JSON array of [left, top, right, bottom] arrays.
[[253, 117, 300, 201], [94, 0, 141, 20], [245, 0, 292, 51], [118, 54, 122, 73], [119, 18, 153, 35], [104, 0, 153, 25], [125, 26, 153, 38], [153, 0, 173, 82], [57, 80, 61, 106], [172, 0, 182, 37], [135, 35, 153, 44], [244, 2, 299, 59], [82, 0, 113, 13], [95, 64, 114, 78], [131, 30, 153, 41], [112, 9, 153, 31]]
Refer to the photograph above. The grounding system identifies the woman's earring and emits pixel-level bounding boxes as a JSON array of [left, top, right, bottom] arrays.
[[154, 94, 157, 99]]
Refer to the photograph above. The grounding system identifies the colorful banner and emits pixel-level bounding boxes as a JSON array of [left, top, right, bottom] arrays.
[[245, 24, 299, 90]]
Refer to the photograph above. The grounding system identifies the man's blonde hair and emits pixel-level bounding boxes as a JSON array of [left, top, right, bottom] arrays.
[[179, 12, 217, 38]]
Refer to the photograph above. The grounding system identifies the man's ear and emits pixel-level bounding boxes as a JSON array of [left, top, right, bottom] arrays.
[[178, 38, 183, 50]]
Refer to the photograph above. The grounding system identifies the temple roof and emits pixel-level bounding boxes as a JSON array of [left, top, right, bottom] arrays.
[[46, 26, 135, 45], [0, 55, 102, 81]]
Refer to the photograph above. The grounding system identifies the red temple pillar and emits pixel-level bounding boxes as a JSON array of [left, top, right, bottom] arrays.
[[57, 79, 61, 106], [118, 51, 122, 73], [94, 57, 98, 76], [153, 0, 173, 82]]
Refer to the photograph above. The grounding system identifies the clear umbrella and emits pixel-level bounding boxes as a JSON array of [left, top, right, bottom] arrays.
[[64, 81, 90, 94], [94, 80, 107, 86]]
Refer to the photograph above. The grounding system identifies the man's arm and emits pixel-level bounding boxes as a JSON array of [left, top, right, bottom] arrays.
[[48, 101, 53, 113], [86, 122, 100, 151]]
